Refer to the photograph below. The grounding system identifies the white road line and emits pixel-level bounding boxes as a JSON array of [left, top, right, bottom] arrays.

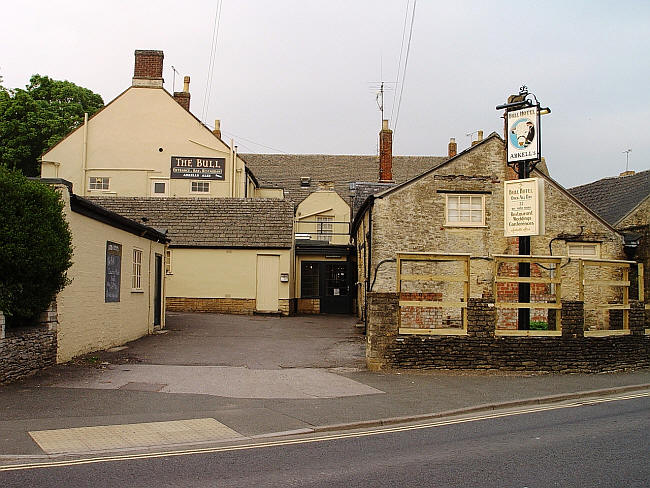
[[1, 391, 648, 472]]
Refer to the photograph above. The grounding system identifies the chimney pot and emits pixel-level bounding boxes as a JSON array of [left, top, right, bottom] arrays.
[[379, 119, 393, 182], [183, 76, 190, 93], [132, 50, 164, 88], [448, 138, 457, 158], [213, 119, 222, 139], [477, 130, 483, 141], [173, 76, 191, 112]]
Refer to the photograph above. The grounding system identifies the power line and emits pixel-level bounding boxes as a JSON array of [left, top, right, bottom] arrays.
[[220, 129, 287, 154], [201, 0, 223, 122], [391, 0, 410, 123], [393, 0, 417, 133]]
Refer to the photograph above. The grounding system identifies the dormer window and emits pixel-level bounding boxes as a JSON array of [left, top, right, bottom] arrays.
[[300, 177, 311, 187]]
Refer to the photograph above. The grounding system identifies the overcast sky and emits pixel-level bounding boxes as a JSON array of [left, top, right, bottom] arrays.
[[2, 1, 648, 187]]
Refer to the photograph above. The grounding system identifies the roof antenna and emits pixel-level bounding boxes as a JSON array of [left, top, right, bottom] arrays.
[[171, 65, 181, 93], [622, 148, 632, 172]]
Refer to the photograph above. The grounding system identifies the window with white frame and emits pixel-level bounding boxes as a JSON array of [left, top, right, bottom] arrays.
[[191, 181, 210, 193], [152, 181, 167, 196], [165, 249, 172, 274], [317, 216, 334, 242], [89, 177, 109, 190], [132, 248, 143, 290], [445, 194, 485, 226], [567, 242, 600, 258]]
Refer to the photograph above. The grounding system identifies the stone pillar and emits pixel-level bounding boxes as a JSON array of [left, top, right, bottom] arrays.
[[561, 300, 584, 338], [366, 292, 399, 371], [629, 300, 645, 336], [0, 311, 5, 340], [39, 301, 58, 332], [467, 298, 496, 337]]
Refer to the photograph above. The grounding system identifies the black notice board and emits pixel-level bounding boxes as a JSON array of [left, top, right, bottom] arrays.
[[105, 241, 122, 303]]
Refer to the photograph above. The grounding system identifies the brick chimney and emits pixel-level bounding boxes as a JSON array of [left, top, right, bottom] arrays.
[[379, 119, 393, 182], [173, 76, 191, 111], [448, 138, 457, 158], [471, 130, 484, 146], [213, 119, 222, 139], [132, 50, 164, 88]]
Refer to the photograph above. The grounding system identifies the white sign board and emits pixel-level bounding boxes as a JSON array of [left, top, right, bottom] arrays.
[[507, 106, 540, 163], [504, 178, 545, 237]]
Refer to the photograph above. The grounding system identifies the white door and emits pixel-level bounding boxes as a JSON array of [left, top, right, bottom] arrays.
[[256, 255, 279, 312]]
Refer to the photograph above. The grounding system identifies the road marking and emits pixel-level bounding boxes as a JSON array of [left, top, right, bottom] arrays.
[[29, 418, 244, 455], [2, 391, 648, 472]]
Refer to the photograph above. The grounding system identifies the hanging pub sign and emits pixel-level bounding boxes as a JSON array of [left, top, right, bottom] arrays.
[[170, 156, 225, 180], [504, 177, 545, 237], [506, 106, 540, 164]]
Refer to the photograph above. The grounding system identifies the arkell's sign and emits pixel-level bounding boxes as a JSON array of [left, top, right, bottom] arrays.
[[506, 106, 540, 164], [504, 177, 545, 237], [170, 156, 225, 180]]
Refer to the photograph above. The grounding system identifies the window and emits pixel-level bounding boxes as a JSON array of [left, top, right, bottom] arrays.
[[445, 194, 485, 226], [317, 216, 334, 242], [89, 177, 109, 190], [132, 248, 142, 291], [191, 181, 210, 193], [151, 180, 168, 196], [154, 182, 166, 194], [165, 249, 173, 275], [567, 242, 600, 258], [301, 262, 320, 297]]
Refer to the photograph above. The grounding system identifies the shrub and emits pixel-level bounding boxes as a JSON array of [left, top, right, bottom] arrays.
[[529, 320, 548, 330], [0, 167, 73, 326]]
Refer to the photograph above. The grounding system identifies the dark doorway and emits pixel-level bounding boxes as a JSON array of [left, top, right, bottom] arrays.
[[301, 261, 351, 314], [154, 253, 163, 326]]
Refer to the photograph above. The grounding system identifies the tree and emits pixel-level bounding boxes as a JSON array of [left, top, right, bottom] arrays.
[[0, 74, 103, 176], [0, 167, 73, 326]]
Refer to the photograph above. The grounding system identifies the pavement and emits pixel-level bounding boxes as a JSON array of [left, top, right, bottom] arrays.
[[1, 312, 649, 461]]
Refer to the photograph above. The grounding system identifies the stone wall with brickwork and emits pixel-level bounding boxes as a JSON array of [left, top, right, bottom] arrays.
[[366, 292, 649, 372], [0, 304, 58, 385], [166, 297, 290, 316], [297, 299, 320, 314], [356, 136, 625, 328]]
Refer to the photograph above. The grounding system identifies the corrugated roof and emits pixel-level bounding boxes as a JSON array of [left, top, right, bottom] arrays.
[[87, 197, 294, 248], [568, 169, 650, 225], [241, 154, 447, 204]]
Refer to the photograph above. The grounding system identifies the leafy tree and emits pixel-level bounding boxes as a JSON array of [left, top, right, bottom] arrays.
[[0, 167, 73, 326], [0, 75, 103, 176]]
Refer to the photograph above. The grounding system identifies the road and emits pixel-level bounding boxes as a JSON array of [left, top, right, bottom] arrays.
[[2, 394, 648, 487]]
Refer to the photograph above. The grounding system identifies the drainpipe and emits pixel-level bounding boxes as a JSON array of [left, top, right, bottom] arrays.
[[364, 206, 372, 333], [81, 112, 88, 195]]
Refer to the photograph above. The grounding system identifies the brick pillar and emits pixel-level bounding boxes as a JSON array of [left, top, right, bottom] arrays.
[[379, 120, 393, 182], [366, 292, 399, 371], [629, 300, 645, 336], [561, 300, 584, 338], [132, 50, 164, 87], [0, 311, 5, 340], [173, 92, 190, 111], [467, 298, 496, 337]]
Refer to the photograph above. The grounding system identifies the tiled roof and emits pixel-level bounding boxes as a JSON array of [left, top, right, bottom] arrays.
[[87, 197, 295, 248], [351, 182, 396, 218], [241, 154, 447, 204], [568, 169, 650, 225]]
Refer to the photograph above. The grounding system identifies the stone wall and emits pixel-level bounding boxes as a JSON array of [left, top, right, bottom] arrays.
[[297, 298, 320, 314], [166, 297, 290, 316], [366, 292, 649, 372], [0, 304, 58, 385]]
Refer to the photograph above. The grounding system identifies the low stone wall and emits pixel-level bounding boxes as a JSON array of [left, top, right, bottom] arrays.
[[297, 298, 320, 314], [0, 304, 58, 385], [366, 293, 649, 372], [166, 297, 290, 316]]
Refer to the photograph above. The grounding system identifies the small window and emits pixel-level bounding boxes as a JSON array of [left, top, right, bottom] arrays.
[[132, 248, 143, 291], [165, 249, 173, 275], [317, 216, 334, 243], [445, 194, 485, 227], [300, 177, 311, 187], [191, 181, 210, 193], [154, 182, 166, 194], [89, 177, 109, 190], [567, 242, 600, 258]]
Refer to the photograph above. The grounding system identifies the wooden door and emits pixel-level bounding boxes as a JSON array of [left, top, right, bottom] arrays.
[[256, 255, 280, 312]]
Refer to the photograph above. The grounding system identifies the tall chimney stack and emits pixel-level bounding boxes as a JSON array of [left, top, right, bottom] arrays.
[[132, 50, 164, 88], [173, 75, 191, 111], [448, 138, 457, 158], [379, 119, 393, 182], [213, 119, 222, 139]]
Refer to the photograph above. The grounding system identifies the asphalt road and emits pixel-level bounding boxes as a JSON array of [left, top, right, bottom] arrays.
[[2, 394, 648, 487]]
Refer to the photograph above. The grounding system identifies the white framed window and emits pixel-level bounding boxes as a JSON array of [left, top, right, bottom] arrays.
[[165, 249, 173, 275], [317, 216, 334, 243], [132, 248, 143, 291], [445, 194, 485, 227], [151, 180, 168, 196], [89, 177, 109, 190], [191, 181, 210, 193], [567, 242, 600, 258]]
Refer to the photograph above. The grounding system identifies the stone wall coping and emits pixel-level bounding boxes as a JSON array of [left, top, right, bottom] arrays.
[[495, 329, 562, 337], [399, 327, 467, 336], [584, 329, 631, 337]]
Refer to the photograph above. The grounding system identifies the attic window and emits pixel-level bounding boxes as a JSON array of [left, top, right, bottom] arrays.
[[300, 177, 311, 187]]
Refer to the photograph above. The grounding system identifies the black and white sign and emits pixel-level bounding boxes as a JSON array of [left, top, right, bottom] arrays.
[[170, 156, 225, 180], [506, 106, 540, 164]]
